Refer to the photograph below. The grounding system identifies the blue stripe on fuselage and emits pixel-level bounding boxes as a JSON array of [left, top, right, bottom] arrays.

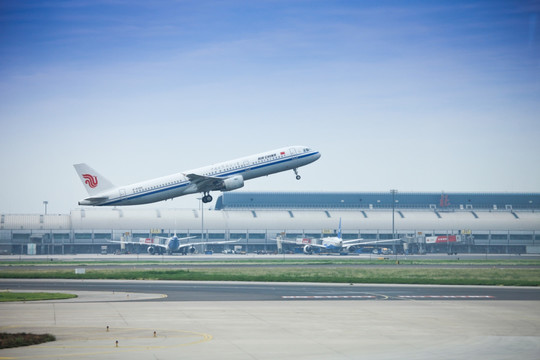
[[101, 151, 319, 206]]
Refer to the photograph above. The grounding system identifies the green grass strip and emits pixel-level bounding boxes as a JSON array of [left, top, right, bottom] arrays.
[[0, 332, 56, 349], [0, 267, 538, 286], [1, 258, 539, 267], [0, 291, 77, 302]]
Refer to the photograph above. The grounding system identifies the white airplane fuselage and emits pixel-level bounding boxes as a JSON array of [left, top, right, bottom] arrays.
[[76, 146, 320, 206], [320, 237, 343, 251]]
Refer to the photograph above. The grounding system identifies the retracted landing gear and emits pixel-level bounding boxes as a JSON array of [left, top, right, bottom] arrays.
[[202, 192, 213, 203], [293, 168, 301, 180]]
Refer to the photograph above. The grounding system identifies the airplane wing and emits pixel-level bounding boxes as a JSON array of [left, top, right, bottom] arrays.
[[273, 238, 328, 249], [342, 238, 402, 249], [342, 238, 365, 245], [153, 235, 198, 242], [109, 238, 169, 249], [185, 173, 224, 193], [179, 239, 240, 249], [304, 243, 328, 249], [109, 239, 145, 245], [111, 235, 198, 246], [110, 237, 237, 253]]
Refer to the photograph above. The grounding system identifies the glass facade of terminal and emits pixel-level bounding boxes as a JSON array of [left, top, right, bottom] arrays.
[[215, 192, 540, 210]]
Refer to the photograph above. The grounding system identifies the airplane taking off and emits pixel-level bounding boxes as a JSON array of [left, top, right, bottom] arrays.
[[74, 146, 320, 206], [111, 234, 239, 255], [278, 219, 401, 254]]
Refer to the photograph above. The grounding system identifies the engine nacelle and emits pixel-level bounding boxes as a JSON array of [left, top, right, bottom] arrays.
[[188, 246, 196, 254], [147, 246, 156, 255], [221, 175, 244, 191], [303, 245, 313, 254]]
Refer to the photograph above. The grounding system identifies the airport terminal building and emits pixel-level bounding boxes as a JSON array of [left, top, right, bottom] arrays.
[[1, 192, 539, 255]]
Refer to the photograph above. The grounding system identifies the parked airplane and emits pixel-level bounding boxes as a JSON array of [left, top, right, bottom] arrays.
[[74, 146, 320, 206], [111, 234, 239, 255], [277, 219, 401, 254]]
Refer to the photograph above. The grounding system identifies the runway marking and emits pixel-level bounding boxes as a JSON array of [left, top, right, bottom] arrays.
[[282, 295, 377, 299], [281, 295, 495, 300], [398, 295, 495, 299]]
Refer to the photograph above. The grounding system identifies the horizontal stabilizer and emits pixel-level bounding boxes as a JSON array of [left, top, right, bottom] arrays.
[[78, 196, 109, 205]]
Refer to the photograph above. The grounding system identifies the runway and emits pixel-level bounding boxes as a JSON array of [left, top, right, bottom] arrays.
[[2, 279, 540, 301]]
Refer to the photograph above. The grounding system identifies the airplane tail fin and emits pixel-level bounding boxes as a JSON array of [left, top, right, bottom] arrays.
[[338, 218, 342, 239], [73, 163, 115, 196]]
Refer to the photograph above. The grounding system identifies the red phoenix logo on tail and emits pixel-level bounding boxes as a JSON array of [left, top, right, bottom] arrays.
[[82, 174, 98, 188]]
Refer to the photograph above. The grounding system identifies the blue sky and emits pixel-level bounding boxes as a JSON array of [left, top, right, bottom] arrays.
[[1, 0, 539, 214]]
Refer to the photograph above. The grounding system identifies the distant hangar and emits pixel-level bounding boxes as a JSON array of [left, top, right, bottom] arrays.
[[1, 192, 539, 255]]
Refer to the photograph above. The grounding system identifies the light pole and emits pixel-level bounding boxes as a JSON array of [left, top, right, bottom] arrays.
[[43, 201, 48, 215], [390, 189, 397, 258], [198, 197, 205, 253]]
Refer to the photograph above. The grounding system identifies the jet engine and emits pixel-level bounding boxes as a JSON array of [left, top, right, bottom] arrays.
[[188, 246, 196, 254], [147, 246, 156, 255], [303, 245, 313, 254], [221, 175, 244, 191]]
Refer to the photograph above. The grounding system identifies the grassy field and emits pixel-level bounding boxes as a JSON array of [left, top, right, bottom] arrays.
[[1, 266, 539, 286], [1, 258, 539, 286]]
